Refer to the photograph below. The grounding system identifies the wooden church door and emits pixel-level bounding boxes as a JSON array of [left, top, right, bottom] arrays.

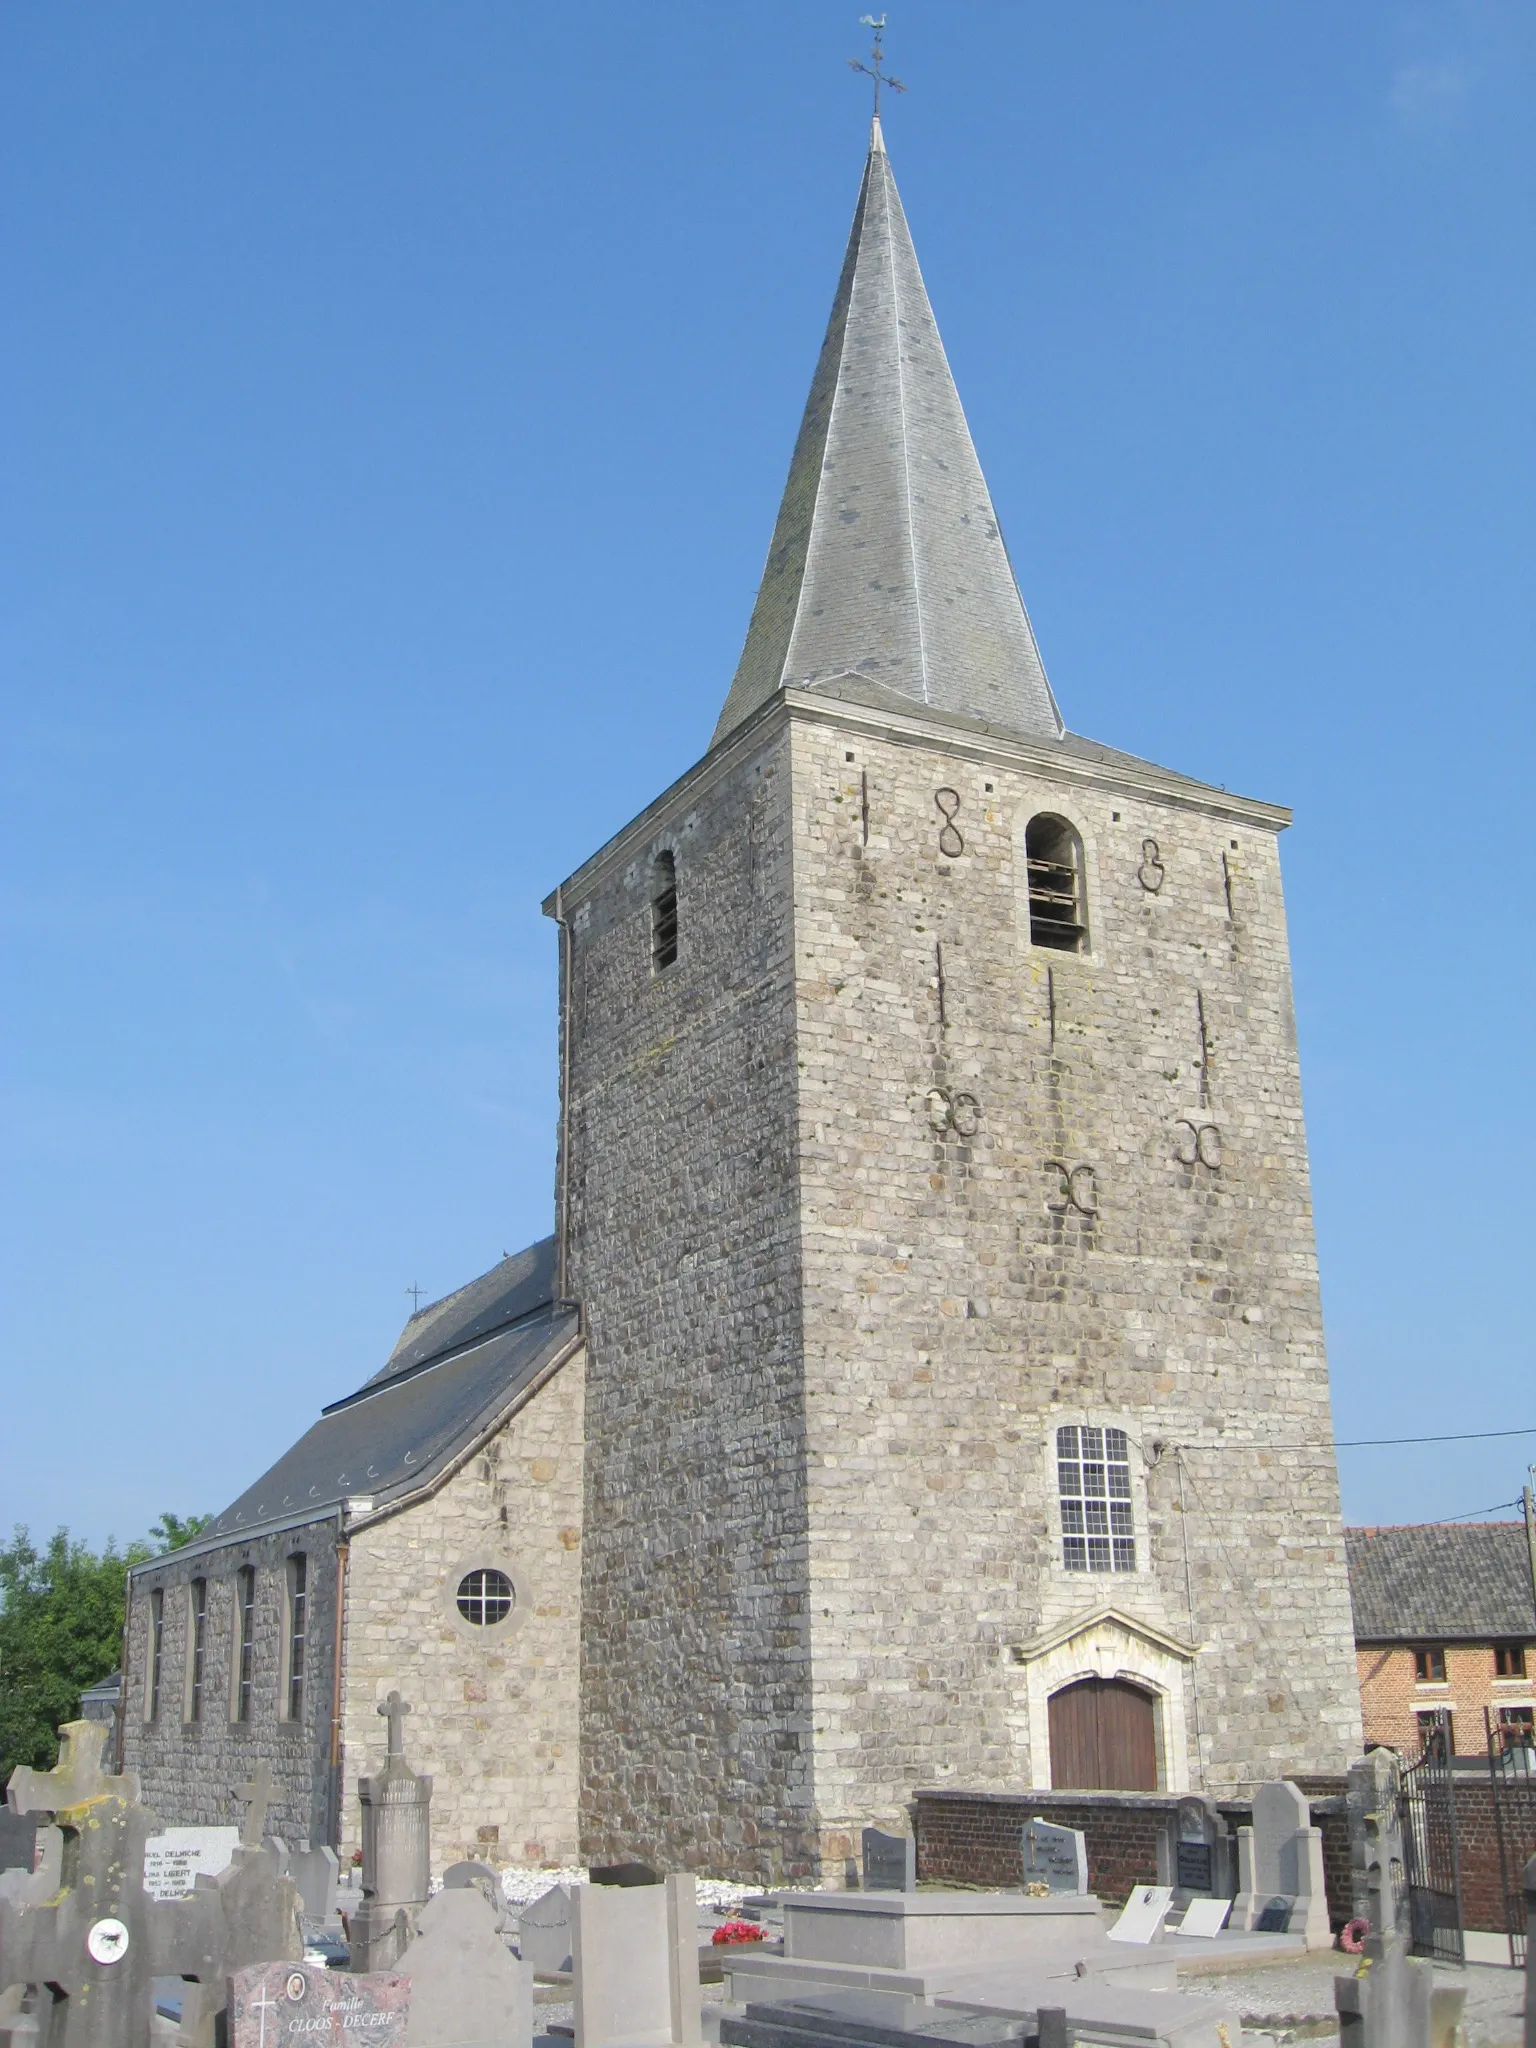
[[1048, 1677, 1158, 1790]]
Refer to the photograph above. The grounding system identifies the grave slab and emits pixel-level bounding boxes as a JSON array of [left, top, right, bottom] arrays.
[[229, 1960, 410, 2046], [1106, 1885, 1174, 1945], [776, 1892, 1102, 1974]]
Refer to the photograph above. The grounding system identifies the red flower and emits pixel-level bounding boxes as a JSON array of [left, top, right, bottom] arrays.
[[712, 1920, 769, 1946], [1340, 1917, 1370, 1954]]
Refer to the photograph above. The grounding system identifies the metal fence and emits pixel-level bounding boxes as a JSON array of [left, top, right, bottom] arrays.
[[1485, 1704, 1536, 1968], [1400, 1709, 1465, 1965]]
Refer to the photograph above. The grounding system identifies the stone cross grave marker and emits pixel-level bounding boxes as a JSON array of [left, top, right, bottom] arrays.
[[1021, 1817, 1088, 1895], [351, 1691, 432, 1974], [1346, 1749, 1409, 1945], [861, 1827, 917, 1892], [230, 1960, 410, 2047], [6, 1717, 132, 1815], [234, 1761, 274, 1849]]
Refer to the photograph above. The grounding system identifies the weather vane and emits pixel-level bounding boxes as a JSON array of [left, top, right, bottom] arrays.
[[848, 13, 906, 121]]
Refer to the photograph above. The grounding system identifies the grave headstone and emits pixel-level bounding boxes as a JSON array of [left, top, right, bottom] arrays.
[[861, 1829, 917, 1894], [230, 1960, 410, 2046], [1020, 1817, 1088, 1895], [590, 1861, 661, 1887], [400, 1886, 530, 2047], [350, 1693, 432, 1974], [520, 1883, 573, 1975], [1172, 1898, 1230, 1939], [0, 1811, 38, 1875], [1, 1719, 301, 2048], [442, 1859, 504, 1921], [288, 1841, 341, 1926], [1154, 1797, 1231, 1904], [1106, 1884, 1174, 1945], [1347, 1750, 1409, 1945], [1234, 1780, 1329, 1948], [142, 1826, 243, 1902], [1334, 1929, 1433, 2047], [572, 1872, 700, 2048]]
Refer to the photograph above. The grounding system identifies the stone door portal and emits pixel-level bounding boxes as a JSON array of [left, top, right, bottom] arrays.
[[1048, 1677, 1158, 1790]]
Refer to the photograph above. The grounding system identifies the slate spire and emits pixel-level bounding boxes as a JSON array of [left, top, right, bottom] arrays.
[[712, 121, 1062, 747]]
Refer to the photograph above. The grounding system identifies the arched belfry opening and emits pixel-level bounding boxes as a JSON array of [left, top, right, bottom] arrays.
[[1025, 814, 1087, 952], [1048, 1676, 1158, 1790]]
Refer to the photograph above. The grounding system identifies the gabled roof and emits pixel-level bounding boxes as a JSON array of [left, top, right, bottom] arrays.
[[1346, 1524, 1536, 1643], [168, 1239, 577, 1561], [713, 120, 1062, 749]]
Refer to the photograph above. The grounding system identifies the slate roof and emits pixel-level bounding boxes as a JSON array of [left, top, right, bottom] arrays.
[[1346, 1525, 1536, 1642], [181, 1238, 576, 1558], [714, 120, 1062, 750]]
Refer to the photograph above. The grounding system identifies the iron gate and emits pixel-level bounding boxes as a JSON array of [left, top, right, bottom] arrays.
[[1399, 1709, 1464, 1964], [1485, 1704, 1536, 1967]]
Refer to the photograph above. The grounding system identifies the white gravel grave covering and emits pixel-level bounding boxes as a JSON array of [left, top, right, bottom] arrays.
[[496, 1866, 764, 1913]]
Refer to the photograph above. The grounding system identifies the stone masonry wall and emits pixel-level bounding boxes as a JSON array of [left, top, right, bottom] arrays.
[[789, 704, 1362, 1840], [559, 722, 816, 1880], [340, 1350, 585, 1873], [123, 1518, 340, 1844]]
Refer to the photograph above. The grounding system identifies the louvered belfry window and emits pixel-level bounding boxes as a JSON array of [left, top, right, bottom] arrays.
[[1057, 1425, 1135, 1573], [1026, 815, 1087, 952], [651, 851, 679, 971]]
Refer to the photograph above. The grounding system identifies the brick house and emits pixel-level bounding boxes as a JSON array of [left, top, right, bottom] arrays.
[[1348, 1524, 1536, 1759]]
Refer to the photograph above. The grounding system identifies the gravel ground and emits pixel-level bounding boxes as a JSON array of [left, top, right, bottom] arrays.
[[1179, 1951, 1527, 2046]]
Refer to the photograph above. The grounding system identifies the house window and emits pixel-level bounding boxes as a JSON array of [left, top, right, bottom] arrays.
[[651, 851, 678, 971], [1414, 1646, 1447, 1684], [456, 1568, 515, 1627], [1056, 1425, 1134, 1573], [1494, 1643, 1527, 1679], [186, 1578, 208, 1722], [284, 1553, 308, 1722], [234, 1565, 256, 1723], [1416, 1710, 1453, 1759], [1496, 1706, 1534, 1753], [1025, 815, 1087, 953], [146, 1588, 164, 1722]]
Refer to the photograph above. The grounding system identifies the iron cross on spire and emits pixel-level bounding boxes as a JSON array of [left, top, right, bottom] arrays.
[[848, 13, 906, 121]]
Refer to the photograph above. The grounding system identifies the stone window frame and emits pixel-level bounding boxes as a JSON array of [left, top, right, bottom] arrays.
[[279, 1551, 309, 1724], [229, 1561, 257, 1727], [144, 1585, 165, 1723], [183, 1576, 209, 1725], [444, 1551, 530, 1646], [1045, 1412, 1148, 1582], [1012, 795, 1103, 968]]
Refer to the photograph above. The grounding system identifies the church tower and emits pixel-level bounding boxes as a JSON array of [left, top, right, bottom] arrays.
[[545, 122, 1361, 1881]]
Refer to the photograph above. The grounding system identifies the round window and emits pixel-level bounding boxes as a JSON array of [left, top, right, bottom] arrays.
[[456, 1567, 514, 1627]]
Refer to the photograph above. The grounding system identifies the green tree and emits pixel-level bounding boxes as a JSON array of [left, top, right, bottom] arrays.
[[0, 1524, 163, 1781], [150, 1511, 214, 1552]]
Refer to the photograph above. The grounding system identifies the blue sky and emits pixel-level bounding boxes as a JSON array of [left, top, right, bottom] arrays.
[[3, 3, 1531, 1550]]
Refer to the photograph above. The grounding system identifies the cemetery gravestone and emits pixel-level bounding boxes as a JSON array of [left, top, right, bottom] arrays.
[[571, 1873, 700, 2048], [861, 1828, 917, 1893], [1106, 1885, 1174, 1945], [1346, 1750, 1409, 1945], [230, 1960, 410, 2047], [1155, 1798, 1231, 1904], [1234, 1780, 1330, 1947], [351, 1693, 432, 1974], [442, 1859, 504, 1921], [1173, 1899, 1230, 1939], [520, 1883, 573, 1975], [400, 1886, 530, 2048], [287, 1841, 341, 1927], [142, 1826, 242, 1902], [1021, 1817, 1088, 1896]]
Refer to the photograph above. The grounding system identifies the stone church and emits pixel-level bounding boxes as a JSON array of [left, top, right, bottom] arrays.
[[123, 120, 1362, 1882]]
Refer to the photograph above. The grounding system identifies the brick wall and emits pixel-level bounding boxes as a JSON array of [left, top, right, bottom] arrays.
[[914, 1786, 1352, 1928], [1358, 1642, 1536, 1758]]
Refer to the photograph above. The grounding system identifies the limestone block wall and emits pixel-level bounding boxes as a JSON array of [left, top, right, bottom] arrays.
[[556, 722, 816, 1879], [787, 702, 1362, 1835], [123, 1518, 340, 1843], [339, 1351, 585, 1872]]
